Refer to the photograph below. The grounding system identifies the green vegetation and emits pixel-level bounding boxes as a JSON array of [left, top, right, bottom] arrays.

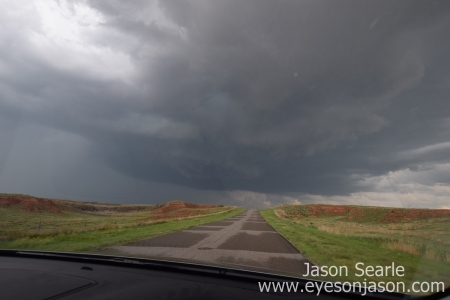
[[279, 204, 450, 263], [0, 195, 244, 252], [260, 208, 450, 291], [0, 207, 244, 252], [1, 207, 150, 237], [0, 205, 234, 237]]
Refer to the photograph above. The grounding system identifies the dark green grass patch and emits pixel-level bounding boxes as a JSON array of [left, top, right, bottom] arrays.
[[260, 209, 450, 291], [0, 208, 245, 252]]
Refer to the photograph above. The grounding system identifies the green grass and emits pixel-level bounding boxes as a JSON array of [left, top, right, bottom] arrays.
[[0, 207, 244, 252], [0, 208, 148, 236], [260, 208, 450, 292], [279, 206, 450, 263], [283, 204, 450, 224], [0, 203, 234, 237]]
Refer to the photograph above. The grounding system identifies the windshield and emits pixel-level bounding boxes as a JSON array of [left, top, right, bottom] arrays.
[[1, 0, 449, 297]]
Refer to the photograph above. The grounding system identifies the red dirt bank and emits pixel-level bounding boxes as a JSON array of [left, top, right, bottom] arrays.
[[0, 195, 62, 213], [147, 201, 219, 220], [284, 204, 450, 223], [381, 209, 450, 223]]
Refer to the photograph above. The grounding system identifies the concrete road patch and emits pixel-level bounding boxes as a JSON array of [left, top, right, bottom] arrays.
[[110, 209, 310, 275], [185, 226, 224, 231], [217, 232, 298, 253], [202, 221, 233, 226], [241, 222, 275, 231], [127, 232, 208, 248]]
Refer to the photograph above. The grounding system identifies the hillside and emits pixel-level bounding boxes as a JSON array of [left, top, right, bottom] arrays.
[[0, 194, 63, 213], [0, 194, 220, 216], [271, 204, 450, 263], [0, 194, 230, 238], [279, 204, 450, 223]]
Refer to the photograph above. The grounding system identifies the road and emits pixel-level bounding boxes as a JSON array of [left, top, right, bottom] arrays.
[[110, 209, 311, 274]]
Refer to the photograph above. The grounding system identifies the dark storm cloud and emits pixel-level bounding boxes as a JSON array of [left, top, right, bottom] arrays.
[[1, 0, 450, 203]]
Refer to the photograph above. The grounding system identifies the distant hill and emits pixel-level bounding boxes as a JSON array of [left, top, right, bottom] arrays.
[[279, 204, 450, 223], [0, 194, 63, 213], [0, 193, 228, 238], [0, 194, 218, 216]]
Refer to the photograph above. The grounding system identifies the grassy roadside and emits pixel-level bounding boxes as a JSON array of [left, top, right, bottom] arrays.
[[260, 208, 450, 289], [0, 205, 236, 237], [0, 207, 245, 252], [281, 204, 450, 263]]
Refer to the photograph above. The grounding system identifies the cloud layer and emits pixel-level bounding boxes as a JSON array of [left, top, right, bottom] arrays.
[[1, 0, 450, 208]]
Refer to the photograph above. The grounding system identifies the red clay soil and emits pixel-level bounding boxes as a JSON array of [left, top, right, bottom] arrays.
[[381, 209, 450, 223], [345, 208, 367, 220], [287, 204, 450, 223], [153, 201, 217, 215], [0, 195, 218, 218], [307, 205, 355, 217], [145, 201, 219, 220], [0, 195, 62, 213], [60, 201, 152, 213]]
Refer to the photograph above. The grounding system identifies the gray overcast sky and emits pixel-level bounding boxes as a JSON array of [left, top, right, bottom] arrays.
[[1, 0, 450, 208]]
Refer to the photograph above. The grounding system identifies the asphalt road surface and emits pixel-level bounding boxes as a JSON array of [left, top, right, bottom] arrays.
[[110, 209, 311, 274]]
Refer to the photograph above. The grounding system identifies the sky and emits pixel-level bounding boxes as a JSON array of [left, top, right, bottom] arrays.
[[0, 0, 450, 208]]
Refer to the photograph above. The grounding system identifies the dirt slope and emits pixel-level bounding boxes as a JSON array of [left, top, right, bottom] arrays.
[[0, 195, 62, 213], [282, 204, 450, 223]]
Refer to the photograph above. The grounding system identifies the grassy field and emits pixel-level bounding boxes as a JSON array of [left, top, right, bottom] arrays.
[[260, 206, 450, 293], [280, 204, 450, 263], [0, 203, 233, 237], [0, 194, 244, 252]]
